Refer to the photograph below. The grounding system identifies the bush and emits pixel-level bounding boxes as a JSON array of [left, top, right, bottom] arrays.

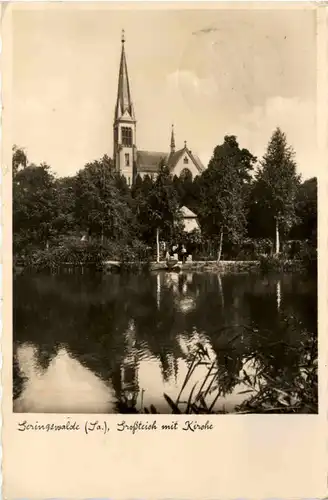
[[24, 236, 151, 271], [215, 238, 273, 261], [299, 242, 317, 275], [258, 254, 287, 274]]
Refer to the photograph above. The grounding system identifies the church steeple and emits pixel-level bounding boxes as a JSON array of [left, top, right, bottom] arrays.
[[115, 30, 135, 121], [170, 124, 176, 154], [113, 30, 136, 187]]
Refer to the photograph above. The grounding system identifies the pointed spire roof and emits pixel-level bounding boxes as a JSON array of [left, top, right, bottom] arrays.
[[170, 124, 176, 153], [115, 30, 135, 122]]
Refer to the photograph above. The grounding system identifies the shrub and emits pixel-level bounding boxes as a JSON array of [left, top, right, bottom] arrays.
[[258, 254, 287, 274], [299, 242, 317, 276], [24, 236, 151, 271]]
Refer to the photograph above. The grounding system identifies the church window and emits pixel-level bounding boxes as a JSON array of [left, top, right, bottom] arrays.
[[125, 153, 130, 166], [128, 176, 131, 186], [183, 156, 189, 164], [180, 168, 192, 181], [122, 127, 132, 146]]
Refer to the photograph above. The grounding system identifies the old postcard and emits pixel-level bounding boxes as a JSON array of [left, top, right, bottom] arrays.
[[2, 1, 327, 497]]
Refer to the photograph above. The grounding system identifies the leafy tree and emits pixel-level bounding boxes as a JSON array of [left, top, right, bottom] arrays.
[[254, 128, 301, 254], [133, 163, 182, 261], [197, 136, 256, 260], [12, 145, 27, 178], [247, 183, 273, 240], [131, 174, 154, 243], [53, 176, 76, 236], [13, 162, 58, 253], [74, 156, 135, 243], [293, 177, 317, 242], [173, 171, 201, 213]]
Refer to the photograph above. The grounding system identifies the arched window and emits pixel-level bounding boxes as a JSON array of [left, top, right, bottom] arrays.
[[180, 168, 192, 181], [121, 127, 132, 146]]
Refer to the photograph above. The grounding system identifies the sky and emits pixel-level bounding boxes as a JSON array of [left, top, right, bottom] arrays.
[[12, 4, 318, 179]]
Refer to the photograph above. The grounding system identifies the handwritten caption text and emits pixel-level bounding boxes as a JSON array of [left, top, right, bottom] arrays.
[[17, 418, 214, 434]]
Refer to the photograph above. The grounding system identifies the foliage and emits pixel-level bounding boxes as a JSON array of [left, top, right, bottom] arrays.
[[258, 254, 290, 274], [235, 318, 317, 414], [12, 128, 317, 265], [173, 170, 200, 213], [24, 236, 151, 270], [298, 242, 317, 276], [118, 320, 317, 414], [13, 161, 59, 253], [253, 128, 301, 244], [291, 177, 317, 243], [74, 155, 135, 241], [132, 164, 183, 245], [12, 145, 28, 177], [197, 136, 256, 257], [53, 176, 76, 235]]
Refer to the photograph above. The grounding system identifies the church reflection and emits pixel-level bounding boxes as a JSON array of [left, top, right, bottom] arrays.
[[13, 270, 317, 413], [113, 320, 139, 410]]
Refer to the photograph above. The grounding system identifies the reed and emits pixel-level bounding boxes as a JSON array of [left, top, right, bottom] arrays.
[[117, 321, 317, 415]]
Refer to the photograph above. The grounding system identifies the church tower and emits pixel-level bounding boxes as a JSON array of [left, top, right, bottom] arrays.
[[113, 31, 136, 186]]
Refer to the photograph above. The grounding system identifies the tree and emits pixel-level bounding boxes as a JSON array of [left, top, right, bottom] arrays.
[[12, 145, 27, 178], [131, 174, 154, 244], [173, 170, 201, 213], [291, 177, 317, 244], [74, 156, 134, 243], [133, 163, 182, 261], [254, 128, 300, 254], [13, 162, 59, 253], [53, 176, 76, 236], [197, 136, 256, 261]]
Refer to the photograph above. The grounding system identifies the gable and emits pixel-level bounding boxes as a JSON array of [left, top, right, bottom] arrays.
[[180, 206, 197, 218], [120, 109, 135, 122], [170, 149, 202, 179]]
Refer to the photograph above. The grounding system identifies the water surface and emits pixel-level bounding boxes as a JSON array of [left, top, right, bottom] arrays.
[[13, 270, 317, 413]]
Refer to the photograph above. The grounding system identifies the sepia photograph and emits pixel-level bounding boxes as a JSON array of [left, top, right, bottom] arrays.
[[12, 5, 318, 415]]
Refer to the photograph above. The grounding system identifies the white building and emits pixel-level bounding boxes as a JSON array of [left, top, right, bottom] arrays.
[[180, 206, 200, 233]]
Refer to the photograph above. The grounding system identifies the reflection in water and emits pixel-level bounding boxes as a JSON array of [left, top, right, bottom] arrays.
[[14, 344, 115, 413], [276, 279, 281, 311], [156, 273, 161, 309], [13, 270, 317, 413], [217, 274, 224, 308]]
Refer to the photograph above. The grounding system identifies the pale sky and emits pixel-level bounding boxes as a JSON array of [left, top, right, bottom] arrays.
[[13, 5, 317, 179]]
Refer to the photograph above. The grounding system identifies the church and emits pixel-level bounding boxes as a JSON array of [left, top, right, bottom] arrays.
[[113, 32, 205, 186]]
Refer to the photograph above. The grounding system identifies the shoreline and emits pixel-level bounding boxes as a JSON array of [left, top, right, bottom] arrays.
[[105, 259, 303, 273], [14, 258, 311, 275]]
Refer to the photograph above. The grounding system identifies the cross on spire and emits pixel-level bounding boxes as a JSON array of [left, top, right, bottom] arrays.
[[121, 29, 125, 43]]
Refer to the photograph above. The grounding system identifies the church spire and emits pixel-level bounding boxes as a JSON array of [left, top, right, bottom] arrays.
[[170, 124, 176, 153], [115, 30, 135, 121]]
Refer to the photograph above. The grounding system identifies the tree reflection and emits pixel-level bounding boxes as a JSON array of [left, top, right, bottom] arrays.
[[13, 270, 317, 413]]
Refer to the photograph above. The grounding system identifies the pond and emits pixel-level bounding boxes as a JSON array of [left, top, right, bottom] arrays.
[[13, 270, 317, 413]]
